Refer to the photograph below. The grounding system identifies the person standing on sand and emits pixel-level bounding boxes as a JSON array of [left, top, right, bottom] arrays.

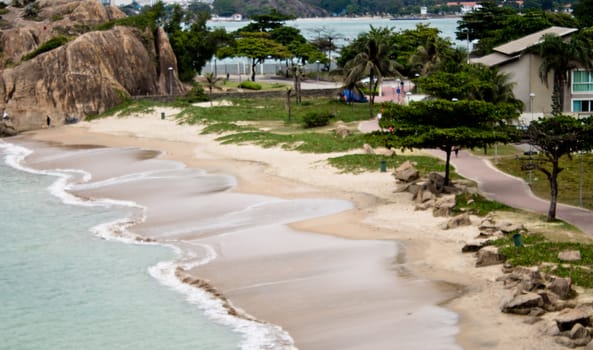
[[46, 115, 51, 128]]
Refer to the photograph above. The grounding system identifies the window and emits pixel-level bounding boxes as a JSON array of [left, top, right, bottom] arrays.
[[572, 99, 593, 112], [572, 70, 593, 93]]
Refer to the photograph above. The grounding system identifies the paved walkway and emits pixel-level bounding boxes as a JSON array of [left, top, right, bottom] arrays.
[[360, 118, 593, 236]]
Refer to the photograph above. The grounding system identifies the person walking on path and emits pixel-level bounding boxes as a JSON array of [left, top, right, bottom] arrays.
[[46, 115, 51, 128]]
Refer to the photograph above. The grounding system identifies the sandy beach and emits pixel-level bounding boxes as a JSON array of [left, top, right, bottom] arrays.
[[13, 107, 567, 350]]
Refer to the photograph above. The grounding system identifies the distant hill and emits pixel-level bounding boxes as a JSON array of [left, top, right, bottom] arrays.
[[212, 0, 328, 18]]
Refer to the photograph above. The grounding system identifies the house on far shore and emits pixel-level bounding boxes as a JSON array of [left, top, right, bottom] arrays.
[[471, 26, 593, 121]]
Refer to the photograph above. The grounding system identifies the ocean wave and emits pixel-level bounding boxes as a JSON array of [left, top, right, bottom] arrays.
[[1, 139, 297, 350], [151, 240, 297, 350]]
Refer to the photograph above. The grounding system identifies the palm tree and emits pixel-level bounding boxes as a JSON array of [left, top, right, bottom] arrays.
[[467, 64, 523, 107], [537, 32, 593, 115], [409, 35, 452, 75], [343, 26, 402, 119], [204, 72, 224, 106]]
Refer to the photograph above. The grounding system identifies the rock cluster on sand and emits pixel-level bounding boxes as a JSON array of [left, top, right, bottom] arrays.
[[0, 0, 184, 131], [395, 161, 593, 349]]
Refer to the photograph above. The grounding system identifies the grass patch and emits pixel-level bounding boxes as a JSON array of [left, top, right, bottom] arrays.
[[494, 233, 593, 287], [182, 97, 370, 126], [22, 35, 70, 60], [327, 154, 455, 175], [201, 122, 257, 134], [85, 99, 163, 121], [453, 193, 513, 216], [217, 131, 369, 153], [496, 152, 593, 210]]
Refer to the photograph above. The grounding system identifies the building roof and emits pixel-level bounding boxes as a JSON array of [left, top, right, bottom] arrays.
[[493, 26, 578, 56], [471, 26, 578, 67], [471, 52, 519, 66]]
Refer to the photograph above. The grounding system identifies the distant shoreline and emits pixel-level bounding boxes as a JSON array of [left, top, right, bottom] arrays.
[[208, 15, 462, 23]]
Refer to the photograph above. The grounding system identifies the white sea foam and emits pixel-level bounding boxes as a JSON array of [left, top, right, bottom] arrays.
[[148, 242, 298, 350], [1, 139, 297, 350]]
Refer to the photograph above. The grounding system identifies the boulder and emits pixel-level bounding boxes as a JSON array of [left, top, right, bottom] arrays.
[[0, 1, 185, 130], [393, 160, 419, 182], [555, 307, 593, 332], [558, 250, 582, 262], [363, 143, 375, 155], [432, 194, 456, 217], [555, 335, 592, 348], [427, 172, 446, 194], [0, 120, 18, 137], [499, 222, 526, 234], [335, 124, 350, 138], [476, 246, 506, 267], [549, 277, 573, 300], [569, 323, 590, 340], [500, 292, 544, 314], [461, 240, 491, 253], [443, 212, 472, 229]]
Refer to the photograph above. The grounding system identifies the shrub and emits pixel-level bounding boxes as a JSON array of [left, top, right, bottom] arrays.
[[238, 81, 262, 90], [302, 111, 334, 128], [22, 35, 69, 60], [177, 82, 208, 103]]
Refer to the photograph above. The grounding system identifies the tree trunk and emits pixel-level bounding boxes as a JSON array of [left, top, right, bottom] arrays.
[[443, 146, 452, 186], [286, 88, 292, 121], [251, 59, 256, 82], [547, 162, 561, 221], [368, 73, 375, 119]]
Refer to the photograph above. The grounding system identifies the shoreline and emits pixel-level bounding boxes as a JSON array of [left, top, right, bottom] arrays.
[[12, 109, 566, 349]]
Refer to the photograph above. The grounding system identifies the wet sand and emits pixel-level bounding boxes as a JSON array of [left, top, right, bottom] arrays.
[[11, 109, 567, 350]]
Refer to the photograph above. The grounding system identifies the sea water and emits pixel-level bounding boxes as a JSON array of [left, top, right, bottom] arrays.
[[0, 141, 243, 350]]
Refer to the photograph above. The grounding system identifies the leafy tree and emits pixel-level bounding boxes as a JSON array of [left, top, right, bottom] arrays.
[[166, 8, 231, 82], [537, 32, 593, 115], [456, 0, 516, 42], [408, 34, 454, 75], [524, 115, 593, 221], [230, 32, 292, 81], [417, 64, 522, 108], [456, 2, 552, 56], [343, 26, 403, 119], [573, 0, 593, 28], [379, 99, 521, 185]]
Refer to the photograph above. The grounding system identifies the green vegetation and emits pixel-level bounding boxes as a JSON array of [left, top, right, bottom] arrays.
[[183, 97, 369, 125], [238, 81, 262, 90], [453, 193, 513, 216], [494, 233, 593, 288], [327, 154, 454, 175], [85, 99, 158, 121], [496, 152, 593, 211], [302, 111, 334, 128], [22, 35, 69, 60]]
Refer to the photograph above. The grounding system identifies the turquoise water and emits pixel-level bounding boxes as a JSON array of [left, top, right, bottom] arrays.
[[0, 143, 242, 350]]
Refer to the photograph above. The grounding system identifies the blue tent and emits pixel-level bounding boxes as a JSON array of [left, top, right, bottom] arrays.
[[340, 88, 368, 103]]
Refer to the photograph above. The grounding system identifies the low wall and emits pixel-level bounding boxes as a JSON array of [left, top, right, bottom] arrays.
[[132, 88, 340, 102]]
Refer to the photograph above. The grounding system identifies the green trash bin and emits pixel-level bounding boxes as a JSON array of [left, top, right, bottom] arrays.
[[512, 233, 523, 247], [380, 160, 387, 172], [161, 112, 165, 120]]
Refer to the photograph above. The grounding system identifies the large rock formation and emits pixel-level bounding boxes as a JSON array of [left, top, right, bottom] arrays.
[[0, 0, 184, 132]]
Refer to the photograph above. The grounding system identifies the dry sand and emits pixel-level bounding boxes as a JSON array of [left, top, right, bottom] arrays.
[[20, 106, 566, 350]]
